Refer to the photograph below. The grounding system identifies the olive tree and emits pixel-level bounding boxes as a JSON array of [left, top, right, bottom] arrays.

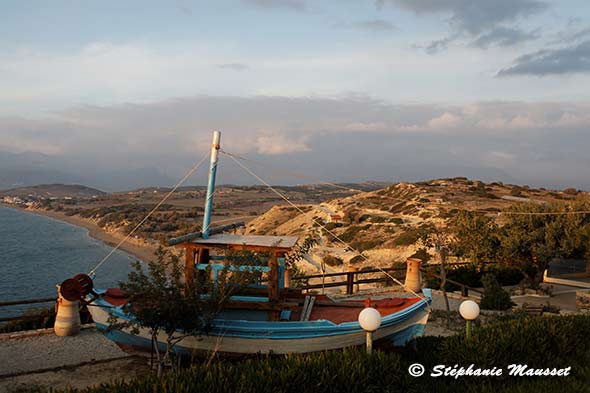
[[109, 246, 260, 376]]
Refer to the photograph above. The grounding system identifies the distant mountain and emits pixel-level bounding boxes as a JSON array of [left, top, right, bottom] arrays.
[[0, 184, 106, 198], [0, 151, 82, 189], [0, 151, 176, 192]]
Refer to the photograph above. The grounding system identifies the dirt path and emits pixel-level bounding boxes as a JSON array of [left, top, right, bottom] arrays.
[[0, 328, 149, 392]]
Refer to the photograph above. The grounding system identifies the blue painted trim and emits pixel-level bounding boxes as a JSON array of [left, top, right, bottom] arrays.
[[94, 294, 431, 341], [202, 132, 220, 238], [196, 263, 270, 273]]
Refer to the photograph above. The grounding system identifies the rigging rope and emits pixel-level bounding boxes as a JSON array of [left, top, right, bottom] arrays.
[[220, 150, 363, 193], [499, 210, 590, 216], [224, 149, 590, 217], [221, 150, 427, 304], [88, 153, 209, 277]]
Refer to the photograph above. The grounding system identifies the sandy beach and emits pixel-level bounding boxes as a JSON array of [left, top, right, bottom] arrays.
[[11, 206, 159, 264]]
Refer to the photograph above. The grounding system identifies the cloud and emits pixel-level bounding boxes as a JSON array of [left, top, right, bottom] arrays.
[[351, 19, 398, 33], [242, 0, 306, 12], [471, 27, 539, 49], [3, 96, 590, 189], [427, 112, 461, 129], [498, 40, 590, 76], [216, 63, 250, 71], [255, 133, 311, 155], [378, 0, 547, 51]]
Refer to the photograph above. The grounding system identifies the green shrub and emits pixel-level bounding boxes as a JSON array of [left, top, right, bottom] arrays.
[[338, 225, 371, 243], [61, 315, 590, 393], [350, 239, 384, 251], [409, 248, 431, 263], [0, 304, 93, 333], [392, 229, 420, 246], [425, 265, 527, 291], [323, 222, 343, 230], [322, 255, 344, 267], [480, 273, 514, 310]]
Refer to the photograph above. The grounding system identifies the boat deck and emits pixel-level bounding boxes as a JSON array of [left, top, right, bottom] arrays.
[[100, 288, 421, 324]]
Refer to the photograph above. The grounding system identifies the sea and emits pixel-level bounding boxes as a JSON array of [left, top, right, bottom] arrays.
[[0, 205, 135, 319]]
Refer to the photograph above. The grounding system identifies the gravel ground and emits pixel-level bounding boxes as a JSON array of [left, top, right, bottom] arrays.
[[0, 329, 128, 378], [0, 357, 149, 393]]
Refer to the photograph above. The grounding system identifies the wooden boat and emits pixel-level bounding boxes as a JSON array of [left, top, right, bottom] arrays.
[[85, 131, 431, 356]]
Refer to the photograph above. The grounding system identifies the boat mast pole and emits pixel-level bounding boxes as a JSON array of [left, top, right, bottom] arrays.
[[202, 130, 221, 239]]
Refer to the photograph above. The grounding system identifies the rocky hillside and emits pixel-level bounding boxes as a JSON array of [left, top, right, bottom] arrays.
[[245, 178, 587, 267]]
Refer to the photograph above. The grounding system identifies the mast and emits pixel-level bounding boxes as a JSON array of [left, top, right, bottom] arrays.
[[202, 130, 221, 239]]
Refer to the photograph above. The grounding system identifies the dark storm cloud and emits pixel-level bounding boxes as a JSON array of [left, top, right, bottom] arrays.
[[498, 40, 590, 76]]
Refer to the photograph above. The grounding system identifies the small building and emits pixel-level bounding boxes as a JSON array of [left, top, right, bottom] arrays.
[[328, 214, 342, 223], [544, 258, 590, 288]]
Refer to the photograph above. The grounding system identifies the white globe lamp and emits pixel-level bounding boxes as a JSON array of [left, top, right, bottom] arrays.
[[358, 307, 381, 354], [459, 300, 480, 339]]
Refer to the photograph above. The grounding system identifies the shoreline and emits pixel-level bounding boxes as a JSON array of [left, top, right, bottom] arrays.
[[2, 204, 158, 263]]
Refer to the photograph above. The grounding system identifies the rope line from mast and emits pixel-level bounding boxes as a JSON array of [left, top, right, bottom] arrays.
[[221, 150, 427, 304], [222, 150, 590, 217], [88, 153, 210, 277]]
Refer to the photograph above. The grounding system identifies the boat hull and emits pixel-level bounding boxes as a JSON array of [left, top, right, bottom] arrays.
[[89, 296, 430, 356]]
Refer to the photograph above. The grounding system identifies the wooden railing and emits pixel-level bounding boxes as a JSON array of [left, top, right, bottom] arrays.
[[292, 262, 481, 296], [293, 266, 407, 295], [0, 297, 56, 323]]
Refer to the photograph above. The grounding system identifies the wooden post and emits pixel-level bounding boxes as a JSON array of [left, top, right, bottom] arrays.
[[268, 251, 280, 321], [461, 286, 469, 297], [284, 268, 291, 288], [185, 247, 196, 294], [196, 248, 209, 291], [268, 251, 279, 302], [346, 267, 358, 295]]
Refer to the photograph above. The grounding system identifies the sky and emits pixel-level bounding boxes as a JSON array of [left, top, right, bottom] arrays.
[[1, 0, 590, 191]]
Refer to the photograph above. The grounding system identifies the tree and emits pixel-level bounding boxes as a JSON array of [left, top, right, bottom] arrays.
[[109, 247, 260, 376], [499, 201, 590, 287], [418, 225, 451, 312], [450, 210, 501, 265]]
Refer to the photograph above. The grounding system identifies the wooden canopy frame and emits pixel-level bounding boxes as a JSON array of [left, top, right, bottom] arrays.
[[173, 234, 298, 303]]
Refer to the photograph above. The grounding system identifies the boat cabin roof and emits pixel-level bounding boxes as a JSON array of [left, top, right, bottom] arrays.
[[189, 234, 299, 252]]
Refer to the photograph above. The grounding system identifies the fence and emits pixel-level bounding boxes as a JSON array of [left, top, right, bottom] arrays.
[[0, 297, 56, 323], [293, 262, 482, 296]]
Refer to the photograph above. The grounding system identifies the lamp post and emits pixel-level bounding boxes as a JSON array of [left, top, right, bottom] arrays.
[[459, 300, 480, 340], [358, 307, 381, 354]]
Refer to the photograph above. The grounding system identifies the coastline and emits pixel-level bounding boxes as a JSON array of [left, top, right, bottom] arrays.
[[2, 204, 158, 263]]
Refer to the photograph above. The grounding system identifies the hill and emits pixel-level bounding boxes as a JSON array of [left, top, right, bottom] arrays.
[[0, 184, 106, 199], [245, 178, 588, 267]]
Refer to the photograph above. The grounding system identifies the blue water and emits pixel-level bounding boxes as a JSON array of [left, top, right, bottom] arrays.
[[0, 205, 135, 318]]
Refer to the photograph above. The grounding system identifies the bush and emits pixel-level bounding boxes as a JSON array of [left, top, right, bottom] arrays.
[[323, 222, 343, 231], [392, 229, 420, 246], [0, 305, 93, 333], [409, 248, 431, 263], [322, 255, 344, 267], [338, 225, 371, 243], [424, 265, 527, 292], [480, 273, 514, 310], [61, 315, 590, 393], [350, 239, 384, 252]]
